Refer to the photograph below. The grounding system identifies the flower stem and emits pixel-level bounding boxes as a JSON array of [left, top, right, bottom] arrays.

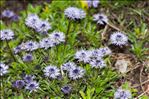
[[65, 21, 71, 44], [0, 77, 5, 99], [6, 40, 17, 62]]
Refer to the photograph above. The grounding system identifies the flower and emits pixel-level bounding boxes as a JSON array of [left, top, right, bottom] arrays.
[[98, 47, 112, 57], [13, 46, 22, 54], [35, 20, 51, 34], [49, 31, 65, 44], [24, 41, 39, 51], [90, 49, 103, 59], [62, 62, 76, 71], [11, 15, 20, 21], [25, 14, 40, 29], [12, 80, 25, 89], [93, 13, 108, 25], [61, 85, 72, 94], [0, 63, 9, 76], [64, 7, 86, 20], [25, 81, 39, 93], [114, 88, 132, 99], [110, 32, 128, 46], [75, 50, 91, 63], [23, 75, 35, 83], [87, 0, 100, 8], [39, 37, 55, 49], [43, 65, 60, 79], [23, 54, 33, 62], [0, 29, 14, 40], [89, 58, 106, 68], [69, 66, 85, 80], [2, 10, 14, 18]]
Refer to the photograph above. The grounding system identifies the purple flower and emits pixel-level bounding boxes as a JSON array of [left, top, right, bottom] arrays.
[[25, 81, 39, 93], [0, 63, 9, 76], [2, 10, 14, 18], [23, 54, 33, 62], [87, 0, 100, 8], [23, 75, 35, 83], [11, 15, 20, 21], [61, 85, 72, 94], [12, 80, 25, 89], [69, 66, 85, 80], [14, 46, 22, 54], [114, 88, 132, 99], [110, 32, 128, 46]]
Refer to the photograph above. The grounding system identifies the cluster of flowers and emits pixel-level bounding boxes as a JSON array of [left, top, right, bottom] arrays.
[[62, 62, 85, 79], [43, 62, 85, 80], [25, 14, 51, 34], [0, 3, 131, 97], [1, 9, 19, 21], [14, 31, 65, 55], [64, 7, 128, 46], [93, 13, 128, 46], [75, 47, 111, 68], [12, 75, 39, 93]]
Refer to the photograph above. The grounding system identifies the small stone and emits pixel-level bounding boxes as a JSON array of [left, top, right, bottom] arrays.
[[115, 59, 131, 73]]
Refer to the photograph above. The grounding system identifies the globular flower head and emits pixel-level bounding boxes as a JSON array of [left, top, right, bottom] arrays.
[[49, 31, 65, 45], [13, 45, 22, 54], [35, 20, 51, 34], [43, 65, 60, 79], [0, 63, 9, 76], [0, 29, 14, 40], [87, 0, 100, 8], [98, 47, 112, 57], [23, 54, 33, 62], [64, 7, 86, 20], [12, 80, 25, 89], [25, 14, 40, 29], [93, 13, 108, 25], [75, 50, 91, 63], [23, 75, 35, 83], [25, 81, 39, 93], [69, 66, 85, 80], [2, 10, 14, 18], [90, 49, 103, 59], [110, 32, 128, 46], [11, 15, 20, 21], [24, 41, 39, 51], [114, 88, 132, 99], [62, 62, 76, 71], [89, 58, 106, 68], [61, 85, 72, 94], [39, 37, 55, 49]]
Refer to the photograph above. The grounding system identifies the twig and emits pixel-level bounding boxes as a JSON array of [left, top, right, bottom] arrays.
[[135, 89, 149, 99], [101, 24, 108, 40], [107, 22, 121, 31], [126, 63, 141, 73], [139, 62, 145, 94], [132, 79, 149, 88]]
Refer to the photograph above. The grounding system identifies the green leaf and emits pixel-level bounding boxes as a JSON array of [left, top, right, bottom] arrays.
[[79, 91, 87, 99]]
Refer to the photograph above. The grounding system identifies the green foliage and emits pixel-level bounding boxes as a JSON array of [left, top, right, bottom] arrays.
[[0, 0, 148, 98], [129, 23, 149, 60]]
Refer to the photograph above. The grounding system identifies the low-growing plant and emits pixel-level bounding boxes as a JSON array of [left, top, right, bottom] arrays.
[[0, 0, 148, 99]]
